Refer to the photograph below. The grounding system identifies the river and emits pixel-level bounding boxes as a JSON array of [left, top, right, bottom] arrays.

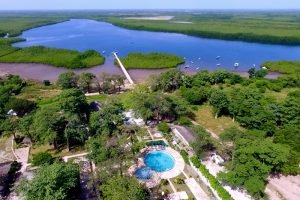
[[0, 19, 299, 81]]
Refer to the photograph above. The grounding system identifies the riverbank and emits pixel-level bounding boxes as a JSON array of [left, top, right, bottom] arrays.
[[262, 60, 300, 74], [0, 62, 283, 83]]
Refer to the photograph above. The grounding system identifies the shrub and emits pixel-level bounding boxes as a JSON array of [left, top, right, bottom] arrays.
[[157, 122, 170, 133], [174, 177, 184, 184], [31, 151, 54, 166], [180, 150, 189, 164], [176, 116, 192, 126], [43, 80, 51, 86], [190, 156, 233, 200]]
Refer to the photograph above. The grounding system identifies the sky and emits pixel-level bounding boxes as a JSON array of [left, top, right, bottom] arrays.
[[0, 0, 300, 10]]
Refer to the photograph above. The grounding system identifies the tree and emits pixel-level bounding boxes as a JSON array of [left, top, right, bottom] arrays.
[[18, 163, 79, 200], [31, 105, 65, 150], [64, 113, 87, 152], [279, 91, 300, 126], [4, 97, 36, 117], [218, 138, 290, 198], [89, 101, 123, 135], [58, 88, 87, 115], [150, 69, 184, 92], [191, 126, 215, 158], [78, 72, 95, 93], [248, 68, 256, 79], [31, 151, 54, 166], [180, 86, 211, 105], [274, 124, 300, 153], [209, 89, 229, 118], [57, 72, 78, 89], [100, 176, 147, 200]]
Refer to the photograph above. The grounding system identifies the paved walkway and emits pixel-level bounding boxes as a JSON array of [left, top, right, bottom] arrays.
[[62, 152, 89, 162], [14, 147, 30, 173], [185, 178, 210, 200], [113, 52, 135, 85], [161, 147, 185, 179]]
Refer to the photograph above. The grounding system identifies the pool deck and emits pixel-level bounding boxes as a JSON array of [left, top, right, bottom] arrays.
[[161, 147, 185, 179]]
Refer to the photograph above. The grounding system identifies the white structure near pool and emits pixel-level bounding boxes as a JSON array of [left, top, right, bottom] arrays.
[[128, 147, 185, 188]]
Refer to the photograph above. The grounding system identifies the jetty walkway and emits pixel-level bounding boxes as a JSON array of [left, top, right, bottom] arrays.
[[113, 52, 135, 85]]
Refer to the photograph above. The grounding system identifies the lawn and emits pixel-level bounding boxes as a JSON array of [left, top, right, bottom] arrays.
[[193, 104, 241, 136], [86, 94, 109, 103], [17, 80, 61, 102]]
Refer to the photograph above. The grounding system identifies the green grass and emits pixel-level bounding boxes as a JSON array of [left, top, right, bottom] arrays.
[[86, 94, 109, 103], [101, 12, 300, 45], [262, 60, 300, 74], [0, 46, 105, 68], [194, 104, 242, 135], [17, 80, 61, 102], [117, 52, 184, 69]]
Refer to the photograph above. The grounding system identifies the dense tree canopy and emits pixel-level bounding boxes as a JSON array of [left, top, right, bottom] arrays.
[[19, 163, 79, 200], [100, 176, 147, 200]]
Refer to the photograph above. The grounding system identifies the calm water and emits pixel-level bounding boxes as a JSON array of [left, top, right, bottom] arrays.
[[14, 19, 300, 71], [144, 151, 175, 172]]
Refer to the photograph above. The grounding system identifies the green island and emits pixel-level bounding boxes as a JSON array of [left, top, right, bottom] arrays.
[[262, 60, 300, 74], [116, 52, 185, 69], [0, 45, 105, 68], [0, 17, 105, 69]]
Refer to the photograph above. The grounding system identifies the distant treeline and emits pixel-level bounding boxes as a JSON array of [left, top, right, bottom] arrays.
[[116, 52, 185, 69], [263, 60, 300, 74], [107, 20, 300, 46]]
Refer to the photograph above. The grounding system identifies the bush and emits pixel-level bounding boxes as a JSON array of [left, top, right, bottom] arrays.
[[180, 150, 189, 164], [174, 177, 184, 184], [43, 80, 51, 86], [157, 122, 170, 133], [31, 151, 54, 166], [190, 156, 233, 200], [190, 156, 201, 168], [176, 116, 192, 126]]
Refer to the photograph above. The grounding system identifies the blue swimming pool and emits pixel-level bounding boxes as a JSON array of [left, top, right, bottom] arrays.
[[144, 151, 175, 172], [135, 167, 153, 180]]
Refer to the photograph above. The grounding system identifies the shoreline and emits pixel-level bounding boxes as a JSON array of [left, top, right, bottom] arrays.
[[0, 62, 283, 83]]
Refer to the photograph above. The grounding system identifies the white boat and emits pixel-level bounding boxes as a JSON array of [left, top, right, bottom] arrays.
[[184, 65, 190, 68], [234, 63, 239, 67], [198, 57, 201, 60], [191, 61, 194, 64], [196, 67, 200, 70], [216, 63, 221, 66]]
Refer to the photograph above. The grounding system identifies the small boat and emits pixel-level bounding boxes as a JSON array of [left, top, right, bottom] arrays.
[[253, 64, 256, 67], [234, 63, 239, 67], [198, 57, 201, 60], [183, 57, 186, 60], [102, 50, 106, 54], [216, 63, 221, 66], [184, 65, 190, 68], [191, 61, 194, 64], [216, 56, 221, 60], [196, 67, 200, 70]]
